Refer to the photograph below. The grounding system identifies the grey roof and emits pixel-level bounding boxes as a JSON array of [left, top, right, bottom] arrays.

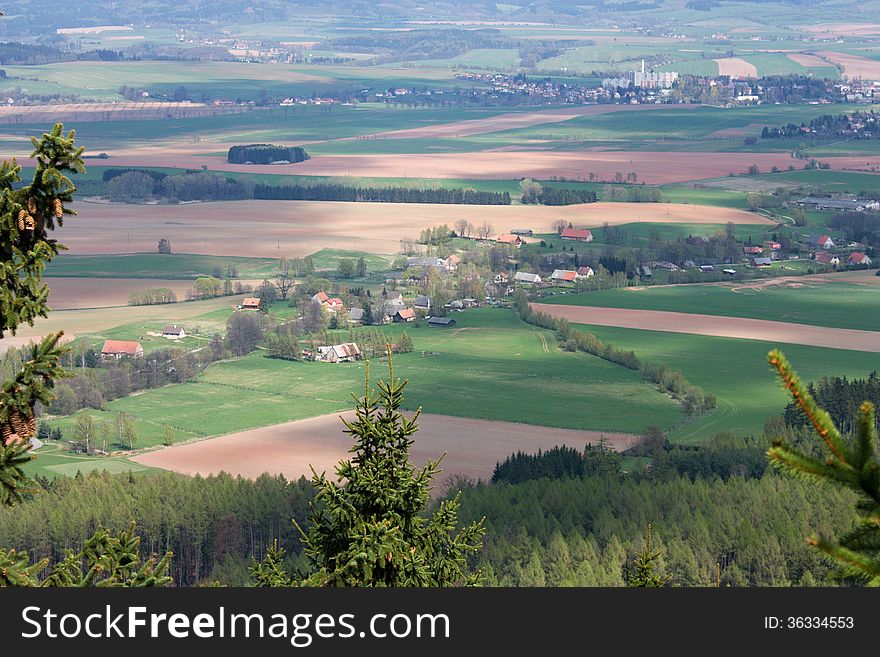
[[414, 295, 431, 307], [427, 316, 456, 326], [348, 308, 365, 321], [752, 257, 773, 266]]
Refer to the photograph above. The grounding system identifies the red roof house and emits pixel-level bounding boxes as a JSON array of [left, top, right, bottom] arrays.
[[101, 340, 144, 360], [241, 297, 261, 309], [560, 228, 593, 242]]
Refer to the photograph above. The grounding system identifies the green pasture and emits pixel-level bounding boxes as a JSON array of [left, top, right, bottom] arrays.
[[43, 309, 682, 472], [45, 253, 279, 279], [762, 169, 880, 195], [570, 323, 880, 443], [545, 278, 880, 332], [22, 442, 153, 479]]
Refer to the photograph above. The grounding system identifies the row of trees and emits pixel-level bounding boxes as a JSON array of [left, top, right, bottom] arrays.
[[106, 171, 250, 203], [514, 292, 715, 416], [254, 183, 510, 205], [520, 179, 598, 205], [128, 288, 177, 306]]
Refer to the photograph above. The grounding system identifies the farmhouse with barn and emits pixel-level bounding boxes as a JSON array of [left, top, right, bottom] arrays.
[[495, 234, 524, 247]]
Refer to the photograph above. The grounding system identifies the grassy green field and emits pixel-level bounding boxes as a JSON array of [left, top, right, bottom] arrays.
[[0, 61, 490, 103], [762, 169, 880, 195], [45, 253, 278, 279], [544, 278, 880, 331], [571, 323, 880, 443], [38, 308, 684, 479]]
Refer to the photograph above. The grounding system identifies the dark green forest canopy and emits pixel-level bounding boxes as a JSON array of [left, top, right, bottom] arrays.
[[0, 465, 854, 587]]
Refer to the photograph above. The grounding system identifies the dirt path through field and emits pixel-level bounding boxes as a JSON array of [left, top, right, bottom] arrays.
[[532, 303, 880, 352], [131, 412, 638, 490]]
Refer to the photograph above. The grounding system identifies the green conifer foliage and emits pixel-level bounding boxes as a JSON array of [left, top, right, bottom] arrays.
[[253, 356, 485, 587], [767, 349, 880, 586], [625, 523, 670, 587], [0, 125, 172, 586]]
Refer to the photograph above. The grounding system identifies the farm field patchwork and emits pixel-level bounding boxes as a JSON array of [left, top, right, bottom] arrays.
[[533, 303, 880, 352], [540, 273, 880, 332], [45, 309, 683, 462], [566, 324, 880, 443], [131, 411, 638, 489], [58, 200, 772, 258]]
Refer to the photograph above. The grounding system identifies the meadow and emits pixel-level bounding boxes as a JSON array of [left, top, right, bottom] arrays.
[[570, 323, 880, 443], [542, 275, 880, 332], [39, 308, 683, 479]]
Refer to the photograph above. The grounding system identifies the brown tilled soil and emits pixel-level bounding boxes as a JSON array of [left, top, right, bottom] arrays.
[[532, 303, 880, 352], [786, 53, 832, 67], [45, 278, 196, 310], [131, 412, 638, 490], [715, 58, 758, 77], [61, 200, 771, 257], [815, 51, 880, 79], [93, 150, 815, 184]]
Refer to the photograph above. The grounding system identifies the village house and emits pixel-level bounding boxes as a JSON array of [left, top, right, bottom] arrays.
[[751, 257, 772, 268], [743, 246, 764, 256], [764, 241, 781, 252], [495, 234, 524, 247], [427, 317, 456, 328], [162, 325, 186, 339], [847, 252, 873, 267], [315, 343, 362, 363], [347, 307, 365, 324], [444, 254, 461, 272], [806, 234, 835, 249], [514, 271, 542, 285], [414, 295, 432, 311], [560, 227, 593, 242], [241, 297, 261, 310], [550, 269, 579, 284], [577, 266, 595, 278], [101, 340, 144, 360], [511, 228, 534, 236], [493, 271, 509, 285], [814, 252, 840, 267], [394, 308, 416, 323], [312, 291, 343, 313], [384, 290, 403, 302]]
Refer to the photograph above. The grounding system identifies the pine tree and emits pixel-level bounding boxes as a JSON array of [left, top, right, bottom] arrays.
[[0, 124, 172, 586], [767, 349, 880, 585], [625, 523, 670, 587], [252, 355, 485, 587]]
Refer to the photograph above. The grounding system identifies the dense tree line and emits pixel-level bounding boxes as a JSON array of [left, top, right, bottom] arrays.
[[537, 186, 598, 206], [254, 182, 510, 205], [761, 111, 878, 140], [0, 471, 314, 586], [227, 144, 310, 165], [128, 288, 177, 306], [830, 211, 880, 250], [105, 171, 250, 203], [456, 466, 852, 586], [783, 371, 880, 433]]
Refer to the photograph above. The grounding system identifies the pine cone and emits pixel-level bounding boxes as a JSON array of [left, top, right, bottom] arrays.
[[8, 409, 35, 439], [27, 197, 37, 214], [24, 214, 35, 231], [53, 198, 63, 219], [1, 423, 13, 443], [17, 209, 26, 231]]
